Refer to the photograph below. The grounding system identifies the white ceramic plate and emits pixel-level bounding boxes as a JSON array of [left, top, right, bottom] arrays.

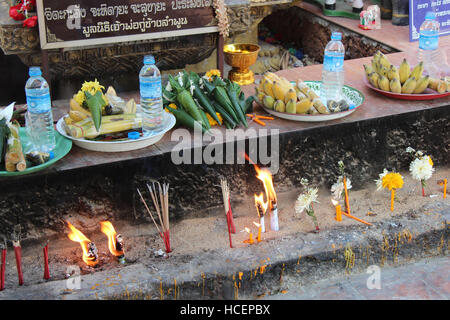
[[56, 112, 175, 152], [258, 81, 364, 122]]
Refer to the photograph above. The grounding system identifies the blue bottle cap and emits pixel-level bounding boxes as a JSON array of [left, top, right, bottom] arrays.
[[425, 11, 436, 20], [49, 151, 55, 160], [331, 32, 342, 41], [349, 104, 356, 110], [128, 131, 140, 140], [143, 55, 155, 65], [29, 67, 42, 77]]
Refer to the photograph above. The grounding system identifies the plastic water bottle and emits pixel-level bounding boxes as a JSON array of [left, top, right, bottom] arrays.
[[418, 11, 440, 79], [139, 55, 163, 136], [320, 32, 345, 103], [25, 66, 55, 153]]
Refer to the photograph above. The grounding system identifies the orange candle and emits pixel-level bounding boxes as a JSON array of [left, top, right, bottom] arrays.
[[253, 222, 262, 242], [391, 189, 395, 212], [343, 176, 351, 215], [444, 179, 447, 199], [332, 199, 342, 221], [244, 227, 254, 244]]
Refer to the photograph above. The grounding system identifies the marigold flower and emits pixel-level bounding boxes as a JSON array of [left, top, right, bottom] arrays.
[[381, 172, 404, 191]]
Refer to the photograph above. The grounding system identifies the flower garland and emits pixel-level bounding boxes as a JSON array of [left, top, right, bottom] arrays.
[[213, 0, 230, 39], [406, 147, 434, 196], [9, 0, 38, 28]]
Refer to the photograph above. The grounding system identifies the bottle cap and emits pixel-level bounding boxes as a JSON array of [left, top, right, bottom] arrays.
[[49, 151, 55, 160], [425, 11, 436, 20], [29, 67, 42, 77], [128, 131, 140, 140], [331, 32, 342, 40], [143, 55, 155, 65]]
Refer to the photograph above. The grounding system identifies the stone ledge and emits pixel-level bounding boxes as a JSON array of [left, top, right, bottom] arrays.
[[0, 200, 447, 300]]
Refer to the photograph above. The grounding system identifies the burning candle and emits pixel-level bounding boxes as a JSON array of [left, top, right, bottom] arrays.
[[244, 227, 254, 244], [254, 193, 268, 233], [100, 221, 125, 264], [67, 221, 99, 267], [253, 222, 262, 242], [332, 199, 342, 221], [255, 167, 278, 231]]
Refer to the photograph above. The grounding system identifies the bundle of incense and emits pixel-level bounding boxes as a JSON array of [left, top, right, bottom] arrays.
[[43, 242, 50, 280], [5, 121, 26, 172], [137, 182, 171, 253], [220, 178, 236, 234], [220, 178, 235, 248], [0, 239, 6, 291], [12, 226, 23, 286]]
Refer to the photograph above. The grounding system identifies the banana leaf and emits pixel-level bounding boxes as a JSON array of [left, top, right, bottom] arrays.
[[84, 91, 107, 132], [225, 79, 247, 127], [0, 118, 10, 165], [168, 75, 203, 124], [188, 72, 222, 125]]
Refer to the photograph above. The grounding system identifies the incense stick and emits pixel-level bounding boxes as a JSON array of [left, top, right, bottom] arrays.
[[342, 211, 372, 226], [141, 182, 172, 253], [13, 226, 23, 286], [220, 178, 234, 248]]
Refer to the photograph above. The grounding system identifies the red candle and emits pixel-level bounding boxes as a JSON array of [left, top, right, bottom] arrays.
[[1, 246, 6, 291], [43, 243, 50, 280], [13, 241, 23, 286]]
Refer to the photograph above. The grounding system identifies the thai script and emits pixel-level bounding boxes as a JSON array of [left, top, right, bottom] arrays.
[[171, 0, 212, 10], [130, 2, 167, 16], [90, 4, 129, 17], [44, 5, 86, 20], [81, 16, 188, 38]]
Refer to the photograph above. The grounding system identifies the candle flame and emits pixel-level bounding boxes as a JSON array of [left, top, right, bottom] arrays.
[[331, 199, 339, 206], [100, 221, 124, 257], [254, 193, 268, 216], [254, 166, 277, 208], [253, 222, 261, 228], [66, 221, 98, 267]]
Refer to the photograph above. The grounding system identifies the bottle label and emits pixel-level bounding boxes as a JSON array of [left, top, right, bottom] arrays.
[[419, 31, 438, 50], [323, 53, 344, 72], [26, 92, 51, 114], [140, 77, 162, 100]]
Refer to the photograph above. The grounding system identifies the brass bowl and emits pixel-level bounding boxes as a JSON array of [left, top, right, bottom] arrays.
[[223, 43, 260, 85]]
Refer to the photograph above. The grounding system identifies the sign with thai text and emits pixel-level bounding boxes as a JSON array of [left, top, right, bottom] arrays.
[[37, 0, 218, 49], [409, 0, 450, 41]]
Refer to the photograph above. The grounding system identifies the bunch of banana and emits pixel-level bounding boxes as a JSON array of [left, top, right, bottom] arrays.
[[255, 72, 331, 115], [365, 52, 449, 94]]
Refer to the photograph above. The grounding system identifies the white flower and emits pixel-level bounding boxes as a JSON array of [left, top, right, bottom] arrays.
[[331, 176, 352, 200], [410, 157, 434, 181], [165, 81, 172, 92], [375, 168, 389, 191], [189, 80, 195, 95], [177, 75, 184, 87], [406, 147, 416, 154], [295, 188, 319, 215]]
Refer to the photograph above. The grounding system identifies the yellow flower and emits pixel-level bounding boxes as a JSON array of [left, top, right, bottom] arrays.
[[206, 112, 223, 126], [205, 69, 221, 81], [425, 156, 433, 167], [81, 79, 105, 96], [165, 103, 178, 113], [382, 172, 404, 191], [74, 90, 85, 106]]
